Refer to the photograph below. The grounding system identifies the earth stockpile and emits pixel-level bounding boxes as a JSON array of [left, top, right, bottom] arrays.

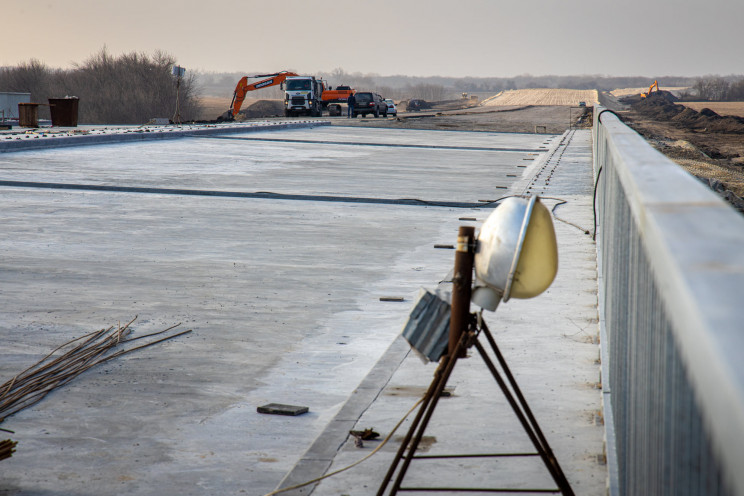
[[629, 92, 744, 134]]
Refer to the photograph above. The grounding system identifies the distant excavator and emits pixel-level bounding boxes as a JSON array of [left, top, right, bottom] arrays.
[[220, 71, 356, 120], [222, 71, 299, 120], [641, 80, 660, 98]]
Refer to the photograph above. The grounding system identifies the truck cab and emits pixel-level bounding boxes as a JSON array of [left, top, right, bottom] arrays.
[[283, 76, 324, 117]]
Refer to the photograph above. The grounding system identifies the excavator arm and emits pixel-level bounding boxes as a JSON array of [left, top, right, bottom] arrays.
[[228, 71, 298, 118], [641, 80, 660, 98]]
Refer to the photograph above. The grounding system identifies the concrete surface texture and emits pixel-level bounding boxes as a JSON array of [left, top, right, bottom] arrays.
[[0, 124, 604, 495], [0, 121, 326, 153], [282, 129, 605, 496]]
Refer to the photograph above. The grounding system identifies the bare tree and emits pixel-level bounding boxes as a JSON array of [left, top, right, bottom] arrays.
[[406, 83, 448, 101], [0, 59, 56, 118], [693, 77, 730, 101], [726, 78, 744, 101], [0, 48, 201, 124]]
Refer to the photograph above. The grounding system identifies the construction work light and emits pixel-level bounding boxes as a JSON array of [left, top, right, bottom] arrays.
[[472, 196, 558, 311], [402, 195, 558, 362], [385, 195, 573, 496]]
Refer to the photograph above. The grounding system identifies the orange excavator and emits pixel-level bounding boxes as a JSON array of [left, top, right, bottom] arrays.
[[321, 85, 355, 104], [222, 71, 356, 120], [641, 80, 660, 98], [223, 71, 298, 120], [320, 85, 355, 116]]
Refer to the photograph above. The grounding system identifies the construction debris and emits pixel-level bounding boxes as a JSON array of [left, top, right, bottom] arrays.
[[0, 439, 18, 462], [349, 428, 380, 448], [0, 317, 191, 424], [257, 403, 309, 416]]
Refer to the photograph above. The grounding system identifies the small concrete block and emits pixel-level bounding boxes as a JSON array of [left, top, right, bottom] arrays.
[[379, 296, 405, 302], [257, 403, 309, 416]]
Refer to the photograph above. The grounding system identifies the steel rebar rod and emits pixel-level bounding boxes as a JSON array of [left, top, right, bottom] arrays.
[[0, 318, 191, 424]]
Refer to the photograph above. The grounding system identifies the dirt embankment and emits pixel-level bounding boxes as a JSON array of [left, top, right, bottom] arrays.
[[680, 102, 744, 118], [237, 100, 284, 119], [195, 97, 284, 121], [197, 92, 592, 133], [631, 93, 744, 135], [619, 91, 744, 208], [334, 95, 591, 134]]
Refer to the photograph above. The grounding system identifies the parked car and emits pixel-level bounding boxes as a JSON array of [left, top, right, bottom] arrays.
[[353, 92, 387, 118], [384, 98, 397, 117]]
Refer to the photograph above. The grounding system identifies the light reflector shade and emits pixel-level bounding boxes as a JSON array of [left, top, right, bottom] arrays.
[[473, 196, 558, 309]]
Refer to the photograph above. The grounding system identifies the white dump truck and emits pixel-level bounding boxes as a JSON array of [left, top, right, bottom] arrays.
[[282, 76, 324, 117]]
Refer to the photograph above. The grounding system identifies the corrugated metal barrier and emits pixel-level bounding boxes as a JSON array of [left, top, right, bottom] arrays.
[[593, 107, 744, 496]]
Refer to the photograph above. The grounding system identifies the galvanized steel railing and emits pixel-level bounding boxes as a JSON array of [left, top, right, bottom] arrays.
[[593, 108, 744, 496]]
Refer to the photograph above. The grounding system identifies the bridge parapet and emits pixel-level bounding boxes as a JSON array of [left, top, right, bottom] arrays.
[[594, 107, 744, 496]]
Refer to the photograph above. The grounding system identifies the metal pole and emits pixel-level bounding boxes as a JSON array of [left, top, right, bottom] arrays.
[[379, 224, 475, 496], [174, 77, 182, 125], [449, 226, 475, 357]]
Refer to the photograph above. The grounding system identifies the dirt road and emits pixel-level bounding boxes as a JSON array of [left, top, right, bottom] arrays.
[[332, 104, 590, 134], [196, 95, 591, 134]]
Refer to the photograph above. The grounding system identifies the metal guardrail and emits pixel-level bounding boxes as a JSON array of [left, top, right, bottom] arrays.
[[593, 107, 744, 496]]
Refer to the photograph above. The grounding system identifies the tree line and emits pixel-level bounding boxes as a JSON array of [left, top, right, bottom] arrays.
[[197, 68, 450, 102], [198, 69, 714, 104], [5, 48, 742, 123], [0, 48, 200, 124], [688, 76, 744, 101]]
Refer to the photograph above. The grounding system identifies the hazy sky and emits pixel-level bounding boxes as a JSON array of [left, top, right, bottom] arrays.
[[3, 0, 743, 78]]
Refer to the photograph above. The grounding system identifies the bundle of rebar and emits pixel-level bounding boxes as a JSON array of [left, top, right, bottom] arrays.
[[0, 316, 192, 423], [1, 439, 18, 461]]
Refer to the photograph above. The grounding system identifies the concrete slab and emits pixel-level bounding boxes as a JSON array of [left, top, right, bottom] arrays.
[[284, 130, 606, 496], [0, 121, 328, 153], [0, 126, 587, 495]]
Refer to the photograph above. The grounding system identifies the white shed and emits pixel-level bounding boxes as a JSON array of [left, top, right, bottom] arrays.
[[0, 92, 32, 119]]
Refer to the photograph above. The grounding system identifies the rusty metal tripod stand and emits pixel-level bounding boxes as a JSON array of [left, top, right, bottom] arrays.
[[377, 226, 574, 495]]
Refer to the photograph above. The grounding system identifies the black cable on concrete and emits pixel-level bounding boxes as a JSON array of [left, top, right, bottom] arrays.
[[0, 180, 508, 209], [541, 196, 592, 236], [593, 109, 620, 241], [198, 135, 544, 154], [592, 166, 603, 241]]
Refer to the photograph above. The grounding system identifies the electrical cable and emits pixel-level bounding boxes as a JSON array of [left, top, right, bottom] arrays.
[[593, 107, 618, 242], [592, 167, 603, 241], [200, 135, 543, 154], [261, 396, 425, 496], [596, 109, 620, 124], [540, 196, 593, 236], [0, 180, 512, 210]]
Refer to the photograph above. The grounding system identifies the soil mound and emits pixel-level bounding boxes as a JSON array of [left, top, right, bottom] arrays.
[[404, 99, 433, 111], [631, 93, 744, 134], [620, 90, 678, 106], [238, 100, 284, 119]]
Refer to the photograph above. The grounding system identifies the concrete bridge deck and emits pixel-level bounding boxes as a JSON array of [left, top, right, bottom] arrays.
[[0, 123, 605, 495]]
